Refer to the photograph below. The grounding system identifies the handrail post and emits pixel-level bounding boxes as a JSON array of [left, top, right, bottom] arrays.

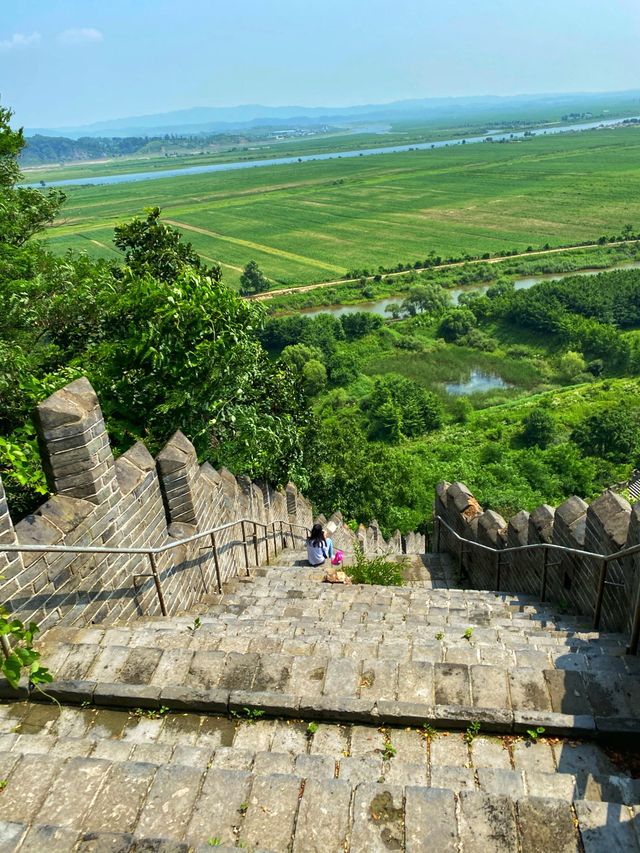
[[540, 547, 549, 602], [241, 520, 250, 573], [289, 522, 294, 548], [210, 531, 223, 594], [434, 517, 441, 553], [593, 557, 609, 629], [628, 577, 640, 655], [253, 522, 259, 567], [272, 521, 278, 556], [265, 523, 270, 564], [148, 552, 168, 616], [280, 520, 286, 551], [495, 550, 501, 591]]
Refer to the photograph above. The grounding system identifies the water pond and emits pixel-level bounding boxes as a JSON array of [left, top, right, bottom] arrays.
[[444, 370, 511, 396]]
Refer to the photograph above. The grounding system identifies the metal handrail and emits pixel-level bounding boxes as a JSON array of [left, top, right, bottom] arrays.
[[0, 517, 313, 623], [434, 515, 640, 654]]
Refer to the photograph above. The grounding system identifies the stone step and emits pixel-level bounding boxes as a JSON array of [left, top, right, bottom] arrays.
[[0, 744, 638, 851]]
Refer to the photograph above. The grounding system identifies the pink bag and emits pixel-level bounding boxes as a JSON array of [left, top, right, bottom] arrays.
[[331, 550, 344, 566]]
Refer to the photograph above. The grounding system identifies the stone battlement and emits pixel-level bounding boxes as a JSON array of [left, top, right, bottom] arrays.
[[435, 480, 640, 635], [0, 379, 405, 631]]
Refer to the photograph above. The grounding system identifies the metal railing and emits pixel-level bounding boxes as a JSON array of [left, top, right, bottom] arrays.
[[0, 517, 311, 622], [434, 515, 640, 654]]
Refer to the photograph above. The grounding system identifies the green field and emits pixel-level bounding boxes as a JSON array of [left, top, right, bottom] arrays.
[[42, 127, 640, 291]]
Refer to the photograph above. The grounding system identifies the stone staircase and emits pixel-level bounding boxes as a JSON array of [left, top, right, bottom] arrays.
[[0, 547, 637, 851]]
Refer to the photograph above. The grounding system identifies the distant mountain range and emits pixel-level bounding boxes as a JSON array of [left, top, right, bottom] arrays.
[[25, 90, 640, 139]]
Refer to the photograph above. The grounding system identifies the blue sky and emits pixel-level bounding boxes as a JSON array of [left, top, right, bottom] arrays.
[[2, 0, 640, 128]]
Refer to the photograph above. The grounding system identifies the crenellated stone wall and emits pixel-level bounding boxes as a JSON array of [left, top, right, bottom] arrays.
[[0, 378, 410, 633], [0, 379, 317, 630], [435, 481, 639, 634]]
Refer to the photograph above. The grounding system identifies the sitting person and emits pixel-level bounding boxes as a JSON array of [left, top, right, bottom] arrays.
[[306, 522, 334, 566]]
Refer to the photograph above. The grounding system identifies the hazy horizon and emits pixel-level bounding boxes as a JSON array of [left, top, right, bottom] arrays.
[[3, 0, 639, 128]]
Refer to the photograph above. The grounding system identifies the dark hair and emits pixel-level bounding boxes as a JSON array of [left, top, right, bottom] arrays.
[[308, 523, 325, 547]]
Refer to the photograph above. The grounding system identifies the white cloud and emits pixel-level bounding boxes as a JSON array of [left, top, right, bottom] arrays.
[[57, 28, 103, 46], [0, 32, 41, 52]]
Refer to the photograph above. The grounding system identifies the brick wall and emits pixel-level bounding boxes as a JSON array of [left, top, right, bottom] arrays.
[[0, 379, 322, 630], [434, 481, 638, 635]]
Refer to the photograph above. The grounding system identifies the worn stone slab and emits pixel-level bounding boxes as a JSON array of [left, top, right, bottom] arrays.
[[322, 657, 360, 697], [289, 656, 327, 698], [512, 740, 556, 774], [575, 800, 640, 852], [232, 719, 276, 752], [136, 763, 204, 840], [186, 768, 252, 848], [397, 661, 434, 704], [93, 682, 161, 709], [308, 722, 349, 756], [405, 786, 458, 853], [552, 742, 617, 777], [84, 760, 157, 833], [0, 754, 64, 822], [292, 777, 352, 853], [477, 768, 526, 797], [19, 823, 80, 852], [434, 663, 472, 706], [350, 783, 404, 853], [525, 770, 577, 800], [470, 665, 510, 710], [37, 757, 111, 827], [0, 821, 27, 853], [241, 772, 302, 852], [517, 797, 580, 853], [544, 670, 593, 716], [513, 710, 596, 737], [376, 699, 433, 726], [471, 736, 512, 769], [76, 830, 135, 852], [160, 685, 229, 714], [294, 753, 336, 779], [339, 756, 384, 785], [458, 791, 519, 853], [508, 668, 552, 712], [229, 689, 299, 718]]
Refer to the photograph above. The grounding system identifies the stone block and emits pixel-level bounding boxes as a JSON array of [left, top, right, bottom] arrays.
[[93, 682, 161, 709]]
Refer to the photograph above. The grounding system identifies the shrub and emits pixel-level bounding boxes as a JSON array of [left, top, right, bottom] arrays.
[[346, 546, 405, 586]]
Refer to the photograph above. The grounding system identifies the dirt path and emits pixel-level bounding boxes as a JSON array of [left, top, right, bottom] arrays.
[[249, 240, 632, 301]]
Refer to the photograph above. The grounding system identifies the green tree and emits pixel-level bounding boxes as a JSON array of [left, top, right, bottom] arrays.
[[437, 307, 477, 342], [520, 408, 557, 449], [113, 206, 219, 283], [0, 106, 65, 247], [302, 360, 327, 397], [399, 284, 450, 318], [239, 260, 269, 295], [571, 409, 640, 463]]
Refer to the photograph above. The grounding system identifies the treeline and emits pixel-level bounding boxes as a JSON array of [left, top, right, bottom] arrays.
[[20, 135, 152, 166]]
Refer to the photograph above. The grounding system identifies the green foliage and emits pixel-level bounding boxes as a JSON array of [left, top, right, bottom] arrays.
[[438, 307, 477, 342], [345, 546, 405, 586], [382, 736, 397, 761], [571, 408, 640, 463], [526, 726, 546, 742], [421, 723, 437, 740], [114, 207, 219, 283], [0, 604, 52, 689], [464, 721, 481, 744], [306, 721, 319, 737], [435, 631, 445, 641], [361, 374, 443, 442], [239, 260, 269, 295], [462, 627, 474, 641], [340, 312, 383, 340], [520, 408, 557, 449], [231, 707, 266, 723]]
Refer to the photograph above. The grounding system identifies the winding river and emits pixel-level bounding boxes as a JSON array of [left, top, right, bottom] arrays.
[[26, 116, 640, 189]]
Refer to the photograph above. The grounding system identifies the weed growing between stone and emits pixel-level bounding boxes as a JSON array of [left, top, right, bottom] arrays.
[[231, 707, 266, 724], [526, 726, 546, 742], [345, 546, 405, 586], [464, 721, 481, 744]]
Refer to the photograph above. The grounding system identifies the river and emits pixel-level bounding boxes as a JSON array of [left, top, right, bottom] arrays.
[[300, 260, 640, 319], [26, 116, 640, 189]]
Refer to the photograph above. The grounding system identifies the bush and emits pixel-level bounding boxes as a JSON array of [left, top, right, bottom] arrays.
[[346, 546, 405, 586], [520, 408, 557, 449]]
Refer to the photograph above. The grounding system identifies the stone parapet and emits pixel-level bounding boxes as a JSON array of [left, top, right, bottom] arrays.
[[434, 482, 640, 634], [0, 379, 332, 631]]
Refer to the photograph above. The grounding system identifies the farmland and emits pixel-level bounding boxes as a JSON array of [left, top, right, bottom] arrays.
[[42, 126, 640, 291]]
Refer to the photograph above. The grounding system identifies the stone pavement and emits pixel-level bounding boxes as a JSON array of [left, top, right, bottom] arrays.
[[0, 702, 638, 852], [33, 552, 640, 738], [0, 547, 638, 851]]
